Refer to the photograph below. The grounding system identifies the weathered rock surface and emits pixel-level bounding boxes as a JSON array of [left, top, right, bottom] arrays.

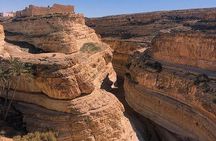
[[124, 30, 216, 141], [0, 136, 12, 141], [0, 41, 114, 100], [3, 13, 100, 54], [0, 8, 139, 141], [87, 7, 216, 141], [0, 25, 4, 42], [151, 32, 216, 71], [14, 89, 137, 141], [103, 39, 145, 77], [0, 25, 5, 53], [86, 7, 216, 77]]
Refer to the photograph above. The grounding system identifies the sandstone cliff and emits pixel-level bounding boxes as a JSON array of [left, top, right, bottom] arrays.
[[103, 39, 145, 77], [87, 7, 216, 141], [151, 32, 216, 71], [124, 30, 216, 141], [0, 25, 4, 53], [86, 7, 216, 77], [0, 9, 139, 141], [4, 13, 100, 54], [0, 25, 4, 41]]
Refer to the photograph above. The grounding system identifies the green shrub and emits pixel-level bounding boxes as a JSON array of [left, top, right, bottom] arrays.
[[0, 57, 33, 120], [80, 43, 102, 53]]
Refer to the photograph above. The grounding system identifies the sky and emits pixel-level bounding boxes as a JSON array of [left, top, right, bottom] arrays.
[[1, 0, 216, 17]]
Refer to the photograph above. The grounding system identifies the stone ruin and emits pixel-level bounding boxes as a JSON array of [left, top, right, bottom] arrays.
[[16, 4, 74, 17], [0, 12, 15, 17]]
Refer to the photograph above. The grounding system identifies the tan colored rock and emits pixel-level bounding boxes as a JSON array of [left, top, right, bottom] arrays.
[[0, 25, 5, 54], [151, 32, 216, 71], [86, 7, 216, 77], [3, 13, 100, 54], [0, 43, 114, 99], [87, 8, 216, 141], [124, 32, 216, 141], [0, 25, 4, 41], [0, 137, 12, 141], [0, 43, 138, 141], [0, 8, 139, 141], [13, 89, 138, 141], [103, 39, 146, 77], [124, 77, 216, 141]]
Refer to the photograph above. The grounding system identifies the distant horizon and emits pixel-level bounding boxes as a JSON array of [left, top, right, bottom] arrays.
[[1, 0, 216, 18]]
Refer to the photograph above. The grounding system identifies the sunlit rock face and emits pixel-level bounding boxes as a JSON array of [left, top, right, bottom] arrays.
[[0, 25, 4, 41], [0, 136, 12, 141], [86, 7, 216, 77], [124, 30, 216, 141], [151, 32, 216, 71], [0, 25, 5, 53], [87, 8, 216, 141], [0, 8, 139, 141], [3, 13, 100, 54]]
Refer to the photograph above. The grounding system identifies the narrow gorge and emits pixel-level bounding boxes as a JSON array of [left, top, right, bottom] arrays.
[[0, 4, 215, 141], [86, 7, 216, 141]]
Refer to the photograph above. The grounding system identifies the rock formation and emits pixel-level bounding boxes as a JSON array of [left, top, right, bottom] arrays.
[[151, 32, 216, 71], [0, 25, 5, 54], [102, 40, 145, 77], [1, 5, 216, 141], [0, 136, 12, 141], [4, 12, 100, 54], [0, 6, 139, 141], [86, 7, 216, 77], [87, 7, 216, 141], [0, 25, 4, 41], [124, 32, 216, 141]]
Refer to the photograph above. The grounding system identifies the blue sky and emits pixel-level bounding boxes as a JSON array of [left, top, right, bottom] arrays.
[[1, 0, 216, 17]]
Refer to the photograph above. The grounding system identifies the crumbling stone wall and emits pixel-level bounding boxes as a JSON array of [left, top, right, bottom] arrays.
[[16, 4, 74, 17]]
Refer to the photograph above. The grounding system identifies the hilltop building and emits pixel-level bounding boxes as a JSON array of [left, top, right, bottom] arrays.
[[0, 12, 15, 17]]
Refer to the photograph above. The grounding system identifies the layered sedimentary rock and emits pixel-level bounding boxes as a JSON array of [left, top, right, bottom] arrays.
[[0, 8, 138, 141], [0, 25, 5, 53], [0, 25, 4, 41], [87, 7, 216, 41], [103, 39, 145, 77], [124, 30, 216, 141], [3, 13, 100, 54], [87, 8, 216, 141], [86, 7, 216, 77], [151, 32, 216, 71]]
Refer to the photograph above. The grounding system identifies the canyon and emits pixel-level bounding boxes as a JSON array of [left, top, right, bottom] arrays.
[[0, 4, 215, 141], [86, 7, 216, 141], [0, 6, 138, 141]]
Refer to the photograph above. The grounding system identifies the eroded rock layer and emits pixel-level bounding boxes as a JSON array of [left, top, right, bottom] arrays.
[[14, 89, 137, 141], [0, 9, 139, 141], [3, 13, 100, 54], [124, 30, 216, 141], [86, 7, 216, 77], [0, 25, 4, 41], [0, 25, 4, 53], [151, 32, 216, 71], [103, 39, 145, 77], [87, 8, 216, 141]]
